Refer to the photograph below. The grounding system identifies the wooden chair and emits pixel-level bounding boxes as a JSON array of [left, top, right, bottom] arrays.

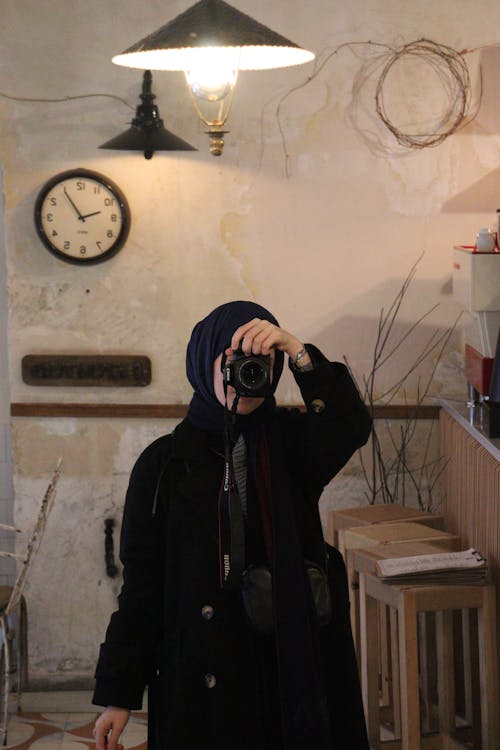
[[0, 460, 62, 745]]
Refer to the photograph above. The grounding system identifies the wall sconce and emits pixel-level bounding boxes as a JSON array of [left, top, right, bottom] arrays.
[[111, 0, 314, 155], [99, 70, 197, 159]]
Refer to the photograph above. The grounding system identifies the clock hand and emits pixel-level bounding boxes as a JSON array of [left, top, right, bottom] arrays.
[[80, 210, 102, 220], [63, 187, 85, 222]]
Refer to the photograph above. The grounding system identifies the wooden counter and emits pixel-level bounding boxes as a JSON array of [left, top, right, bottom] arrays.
[[439, 400, 500, 650]]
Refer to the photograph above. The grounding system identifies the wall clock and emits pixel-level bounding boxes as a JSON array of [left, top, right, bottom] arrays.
[[34, 168, 131, 265]]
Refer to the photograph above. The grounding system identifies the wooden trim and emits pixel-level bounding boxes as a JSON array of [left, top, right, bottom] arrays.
[[10, 402, 441, 419], [372, 404, 440, 420], [10, 403, 188, 418]]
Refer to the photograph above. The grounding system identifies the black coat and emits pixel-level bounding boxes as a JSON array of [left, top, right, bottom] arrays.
[[93, 354, 372, 750]]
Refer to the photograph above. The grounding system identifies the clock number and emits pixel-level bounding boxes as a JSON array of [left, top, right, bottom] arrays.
[[50, 197, 57, 206], [64, 241, 71, 250], [80, 245, 87, 255], [107, 230, 113, 238], [52, 230, 58, 237], [111, 214, 118, 223], [93, 186, 101, 194], [76, 181, 85, 191], [96, 241, 102, 250], [104, 198, 114, 206], [46, 213, 54, 222]]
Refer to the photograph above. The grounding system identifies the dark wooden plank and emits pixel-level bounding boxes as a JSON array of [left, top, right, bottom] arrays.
[[21, 355, 151, 387]]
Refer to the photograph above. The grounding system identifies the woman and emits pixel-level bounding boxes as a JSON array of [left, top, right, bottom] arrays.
[[93, 301, 372, 750]]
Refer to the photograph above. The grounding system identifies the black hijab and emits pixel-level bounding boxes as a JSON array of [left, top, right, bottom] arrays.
[[186, 300, 284, 434]]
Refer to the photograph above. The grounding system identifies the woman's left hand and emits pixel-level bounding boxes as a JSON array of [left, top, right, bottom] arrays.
[[227, 318, 306, 362]]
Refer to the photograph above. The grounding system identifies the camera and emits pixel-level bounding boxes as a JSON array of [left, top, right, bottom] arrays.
[[222, 346, 272, 397]]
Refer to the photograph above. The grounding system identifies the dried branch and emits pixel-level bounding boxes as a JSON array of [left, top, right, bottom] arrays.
[[346, 257, 461, 509]]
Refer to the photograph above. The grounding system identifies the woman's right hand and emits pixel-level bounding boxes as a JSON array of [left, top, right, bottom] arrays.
[[93, 706, 130, 750]]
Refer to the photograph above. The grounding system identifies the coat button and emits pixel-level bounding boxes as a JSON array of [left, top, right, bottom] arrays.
[[201, 604, 214, 621], [311, 398, 326, 414], [204, 673, 217, 689]]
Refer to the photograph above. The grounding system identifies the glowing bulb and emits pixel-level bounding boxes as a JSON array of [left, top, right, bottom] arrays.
[[184, 48, 239, 103]]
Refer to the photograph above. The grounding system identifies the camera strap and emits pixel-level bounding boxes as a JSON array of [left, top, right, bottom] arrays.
[[218, 385, 246, 590]]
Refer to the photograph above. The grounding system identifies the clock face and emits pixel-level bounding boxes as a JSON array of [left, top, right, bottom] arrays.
[[34, 169, 131, 264]]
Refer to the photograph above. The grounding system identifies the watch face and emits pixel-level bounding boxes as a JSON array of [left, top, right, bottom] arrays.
[[34, 169, 131, 264]]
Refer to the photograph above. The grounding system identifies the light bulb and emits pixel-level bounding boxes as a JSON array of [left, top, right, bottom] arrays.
[[184, 47, 239, 104]]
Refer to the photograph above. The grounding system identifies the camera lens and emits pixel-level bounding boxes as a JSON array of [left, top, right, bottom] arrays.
[[238, 360, 267, 392]]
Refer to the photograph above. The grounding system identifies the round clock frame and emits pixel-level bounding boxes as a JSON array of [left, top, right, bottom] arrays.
[[34, 168, 131, 265]]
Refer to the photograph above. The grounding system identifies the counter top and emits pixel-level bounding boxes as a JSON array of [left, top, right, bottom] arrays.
[[439, 398, 500, 462]]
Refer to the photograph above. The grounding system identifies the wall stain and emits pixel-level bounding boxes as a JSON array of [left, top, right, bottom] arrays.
[[12, 422, 120, 478], [220, 211, 258, 296]]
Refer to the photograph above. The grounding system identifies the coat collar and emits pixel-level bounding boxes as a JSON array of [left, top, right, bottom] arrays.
[[171, 417, 212, 462]]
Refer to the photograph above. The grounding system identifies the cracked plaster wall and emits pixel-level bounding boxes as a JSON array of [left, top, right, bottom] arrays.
[[0, 0, 499, 685]]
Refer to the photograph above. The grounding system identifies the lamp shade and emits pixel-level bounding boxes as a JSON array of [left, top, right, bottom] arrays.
[[100, 125, 196, 156], [112, 0, 315, 71], [99, 70, 196, 158]]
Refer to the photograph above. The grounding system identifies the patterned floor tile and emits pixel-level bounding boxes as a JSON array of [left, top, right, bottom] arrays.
[[4, 717, 65, 750], [4, 709, 148, 750], [64, 715, 96, 726]]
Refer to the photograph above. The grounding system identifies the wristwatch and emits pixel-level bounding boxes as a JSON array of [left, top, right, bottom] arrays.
[[292, 347, 314, 372], [294, 347, 308, 367]]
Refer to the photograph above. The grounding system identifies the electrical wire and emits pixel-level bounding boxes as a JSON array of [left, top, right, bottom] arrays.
[[0, 90, 134, 110]]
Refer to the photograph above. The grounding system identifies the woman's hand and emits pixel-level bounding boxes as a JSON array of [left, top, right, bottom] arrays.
[[93, 707, 130, 750], [227, 318, 308, 364]]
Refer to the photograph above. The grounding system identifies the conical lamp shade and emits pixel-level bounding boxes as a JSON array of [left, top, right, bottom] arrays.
[[99, 70, 197, 158], [100, 125, 196, 158], [112, 0, 314, 71]]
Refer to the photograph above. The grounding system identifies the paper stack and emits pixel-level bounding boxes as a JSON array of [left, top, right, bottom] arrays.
[[375, 548, 488, 585]]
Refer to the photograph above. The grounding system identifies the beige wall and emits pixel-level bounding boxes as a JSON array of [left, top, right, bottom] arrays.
[[0, 0, 499, 686]]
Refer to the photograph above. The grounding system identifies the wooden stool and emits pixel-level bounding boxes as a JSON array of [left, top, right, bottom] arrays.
[[358, 570, 499, 750], [340, 522, 460, 657], [352, 542, 464, 736], [326, 504, 444, 548]]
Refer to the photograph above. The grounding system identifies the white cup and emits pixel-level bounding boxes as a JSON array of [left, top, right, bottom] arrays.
[[476, 227, 496, 252]]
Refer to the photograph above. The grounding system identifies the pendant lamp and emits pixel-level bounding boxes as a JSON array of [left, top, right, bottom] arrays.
[[111, 0, 314, 155], [99, 70, 197, 159]]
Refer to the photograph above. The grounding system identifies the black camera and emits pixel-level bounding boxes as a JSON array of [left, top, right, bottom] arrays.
[[222, 347, 272, 397]]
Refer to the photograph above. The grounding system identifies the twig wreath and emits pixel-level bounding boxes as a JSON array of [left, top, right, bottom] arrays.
[[374, 38, 473, 149], [276, 36, 488, 175]]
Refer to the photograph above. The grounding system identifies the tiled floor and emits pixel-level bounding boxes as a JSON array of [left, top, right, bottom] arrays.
[[4, 694, 146, 750]]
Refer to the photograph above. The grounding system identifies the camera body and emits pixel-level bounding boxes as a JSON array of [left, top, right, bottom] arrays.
[[222, 347, 272, 397]]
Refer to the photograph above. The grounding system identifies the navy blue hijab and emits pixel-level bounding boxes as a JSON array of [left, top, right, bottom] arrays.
[[186, 301, 284, 433]]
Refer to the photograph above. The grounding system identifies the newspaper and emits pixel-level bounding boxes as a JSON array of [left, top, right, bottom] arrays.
[[375, 548, 487, 584]]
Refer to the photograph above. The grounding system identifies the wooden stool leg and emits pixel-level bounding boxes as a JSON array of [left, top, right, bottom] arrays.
[[478, 586, 499, 750], [346, 551, 361, 662], [436, 609, 455, 738], [418, 611, 432, 733], [379, 604, 391, 710], [461, 608, 473, 727], [359, 574, 380, 749], [389, 607, 401, 739], [398, 590, 420, 750]]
